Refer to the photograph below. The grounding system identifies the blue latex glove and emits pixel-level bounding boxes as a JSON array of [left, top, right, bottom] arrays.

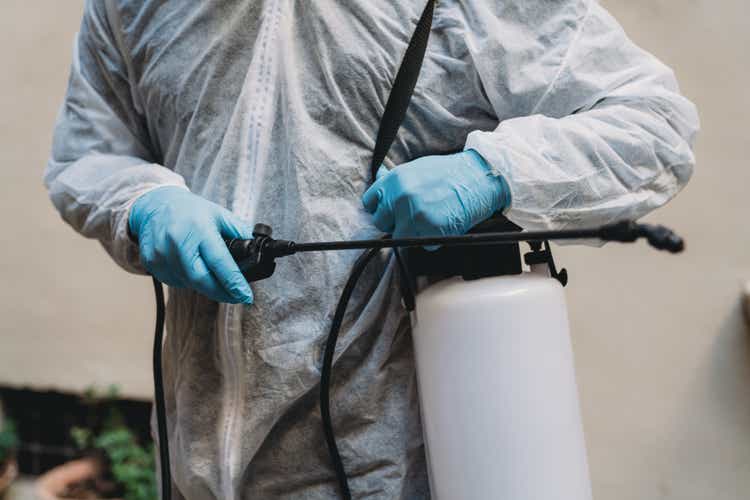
[[361, 150, 510, 245], [129, 186, 254, 304]]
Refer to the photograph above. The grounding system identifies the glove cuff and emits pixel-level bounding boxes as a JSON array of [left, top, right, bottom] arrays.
[[463, 149, 511, 213]]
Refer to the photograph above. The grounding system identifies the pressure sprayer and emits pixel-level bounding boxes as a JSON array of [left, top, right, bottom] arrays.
[[150, 1, 686, 498], [152, 220, 684, 499]]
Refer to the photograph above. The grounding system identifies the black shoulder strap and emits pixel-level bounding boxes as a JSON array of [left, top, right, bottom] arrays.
[[369, 0, 435, 180]]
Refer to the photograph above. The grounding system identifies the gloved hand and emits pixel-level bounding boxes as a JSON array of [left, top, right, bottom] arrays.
[[361, 149, 510, 245], [128, 186, 254, 304]]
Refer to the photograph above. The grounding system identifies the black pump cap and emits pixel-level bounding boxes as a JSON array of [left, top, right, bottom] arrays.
[[252, 223, 272, 238]]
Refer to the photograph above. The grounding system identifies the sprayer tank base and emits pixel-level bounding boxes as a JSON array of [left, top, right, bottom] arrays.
[[411, 272, 592, 500]]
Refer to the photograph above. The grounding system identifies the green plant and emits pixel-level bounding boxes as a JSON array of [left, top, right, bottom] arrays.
[[0, 418, 19, 464], [93, 427, 157, 500], [71, 386, 157, 500]]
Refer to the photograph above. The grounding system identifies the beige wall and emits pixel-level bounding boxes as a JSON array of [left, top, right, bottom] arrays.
[[566, 1, 750, 498], [0, 1, 155, 400], [0, 0, 747, 498]]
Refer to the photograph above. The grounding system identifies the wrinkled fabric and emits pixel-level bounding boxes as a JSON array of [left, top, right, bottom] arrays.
[[45, 0, 699, 498]]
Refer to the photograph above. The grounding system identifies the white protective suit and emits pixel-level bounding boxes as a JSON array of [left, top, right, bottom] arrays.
[[45, 0, 699, 498]]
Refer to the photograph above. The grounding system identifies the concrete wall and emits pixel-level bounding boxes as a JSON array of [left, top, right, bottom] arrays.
[[0, 0, 747, 498]]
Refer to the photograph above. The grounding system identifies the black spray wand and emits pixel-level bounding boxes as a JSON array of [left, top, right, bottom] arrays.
[[225, 220, 684, 282]]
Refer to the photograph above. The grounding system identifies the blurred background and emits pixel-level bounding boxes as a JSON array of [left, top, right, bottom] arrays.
[[0, 0, 747, 498]]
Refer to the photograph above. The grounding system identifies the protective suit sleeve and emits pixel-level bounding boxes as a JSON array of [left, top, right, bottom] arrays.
[[464, 1, 700, 231], [44, 0, 186, 273]]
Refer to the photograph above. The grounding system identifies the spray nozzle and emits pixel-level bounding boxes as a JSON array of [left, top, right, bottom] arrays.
[[598, 221, 684, 253]]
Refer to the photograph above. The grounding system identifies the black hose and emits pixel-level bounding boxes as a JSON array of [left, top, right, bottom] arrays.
[[319, 247, 380, 499], [152, 277, 171, 500]]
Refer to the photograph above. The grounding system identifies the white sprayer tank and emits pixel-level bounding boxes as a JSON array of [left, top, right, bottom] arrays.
[[411, 266, 592, 500]]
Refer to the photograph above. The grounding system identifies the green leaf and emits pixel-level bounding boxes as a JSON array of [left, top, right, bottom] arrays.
[[94, 425, 157, 500], [0, 419, 20, 462], [70, 426, 92, 450]]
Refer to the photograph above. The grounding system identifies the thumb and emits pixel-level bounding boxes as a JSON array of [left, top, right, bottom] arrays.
[[216, 208, 254, 240], [362, 165, 392, 213], [376, 164, 391, 181]]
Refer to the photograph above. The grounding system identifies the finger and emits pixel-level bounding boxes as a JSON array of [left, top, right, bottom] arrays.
[[361, 185, 382, 214], [200, 235, 254, 304], [372, 203, 395, 234], [393, 218, 442, 252], [393, 222, 416, 241], [215, 207, 254, 240], [375, 164, 390, 181], [180, 252, 240, 304], [361, 166, 391, 213]]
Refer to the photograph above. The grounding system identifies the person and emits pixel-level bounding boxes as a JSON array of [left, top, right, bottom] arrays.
[[45, 0, 699, 498]]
